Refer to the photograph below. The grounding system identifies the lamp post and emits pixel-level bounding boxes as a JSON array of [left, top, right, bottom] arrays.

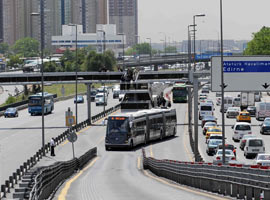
[[219, 0, 226, 164], [31, 1, 45, 154], [159, 32, 167, 57], [118, 33, 125, 70], [68, 24, 78, 128], [97, 30, 106, 53], [146, 37, 152, 66], [135, 35, 140, 66], [193, 14, 205, 71]]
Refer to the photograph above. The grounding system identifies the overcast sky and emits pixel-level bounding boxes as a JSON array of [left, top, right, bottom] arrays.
[[138, 0, 270, 43]]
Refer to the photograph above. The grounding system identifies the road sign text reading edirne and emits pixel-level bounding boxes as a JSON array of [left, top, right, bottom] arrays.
[[211, 56, 270, 92]]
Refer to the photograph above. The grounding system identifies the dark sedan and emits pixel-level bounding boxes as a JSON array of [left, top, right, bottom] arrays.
[[4, 107, 18, 118], [201, 116, 217, 128], [247, 106, 256, 117], [260, 121, 270, 134]]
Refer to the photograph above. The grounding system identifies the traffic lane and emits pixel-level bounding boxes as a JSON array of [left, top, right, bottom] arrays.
[[198, 91, 269, 164], [0, 93, 118, 183], [55, 129, 214, 200], [150, 103, 194, 162]]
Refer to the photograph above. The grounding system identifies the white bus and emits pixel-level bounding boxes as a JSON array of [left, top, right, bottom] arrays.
[[105, 108, 177, 150], [199, 102, 214, 120]]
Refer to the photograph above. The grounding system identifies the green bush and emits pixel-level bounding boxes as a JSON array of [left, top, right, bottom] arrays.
[[5, 96, 16, 104]]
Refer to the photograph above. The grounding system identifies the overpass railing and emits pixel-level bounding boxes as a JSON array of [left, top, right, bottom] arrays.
[[142, 149, 270, 200]]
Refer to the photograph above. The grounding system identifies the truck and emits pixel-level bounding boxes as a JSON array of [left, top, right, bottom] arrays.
[[240, 92, 255, 111]]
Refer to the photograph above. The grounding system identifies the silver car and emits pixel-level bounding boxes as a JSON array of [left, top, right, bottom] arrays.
[[226, 107, 240, 118]]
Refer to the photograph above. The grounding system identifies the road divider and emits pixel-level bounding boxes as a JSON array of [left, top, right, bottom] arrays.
[[142, 148, 270, 200]]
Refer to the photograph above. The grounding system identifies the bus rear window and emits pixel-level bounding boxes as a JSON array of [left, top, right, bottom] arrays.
[[201, 106, 212, 111]]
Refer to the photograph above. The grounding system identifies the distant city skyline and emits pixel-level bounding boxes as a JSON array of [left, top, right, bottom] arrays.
[[138, 0, 270, 43]]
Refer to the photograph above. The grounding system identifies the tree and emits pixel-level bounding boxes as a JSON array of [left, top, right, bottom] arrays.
[[165, 46, 177, 54], [0, 43, 9, 55], [7, 55, 23, 68], [244, 26, 270, 55], [104, 50, 116, 71], [134, 43, 151, 55], [12, 37, 39, 57]]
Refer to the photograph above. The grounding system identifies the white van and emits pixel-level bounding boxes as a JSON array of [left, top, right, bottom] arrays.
[[233, 97, 241, 107], [220, 96, 234, 113], [244, 138, 265, 158], [254, 92, 261, 102], [256, 102, 270, 121], [199, 102, 214, 120], [232, 122, 252, 142]]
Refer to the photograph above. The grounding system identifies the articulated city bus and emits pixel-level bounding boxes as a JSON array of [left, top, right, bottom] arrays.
[[172, 83, 188, 103], [105, 108, 177, 150], [28, 92, 54, 115]]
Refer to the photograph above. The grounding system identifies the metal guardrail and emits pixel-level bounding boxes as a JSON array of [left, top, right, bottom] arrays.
[[142, 149, 270, 200], [28, 147, 97, 200], [0, 104, 120, 199]]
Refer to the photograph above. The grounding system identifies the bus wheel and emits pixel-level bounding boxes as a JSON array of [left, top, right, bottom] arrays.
[[173, 127, 176, 136], [130, 141, 134, 149]]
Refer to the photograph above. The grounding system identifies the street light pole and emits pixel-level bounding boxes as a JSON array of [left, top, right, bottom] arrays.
[[97, 30, 106, 53], [135, 35, 140, 66], [68, 24, 78, 128], [193, 14, 205, 71], [220, 0, 226, 164], [146, 38, 152, 66], [118, 33, 125, 70]]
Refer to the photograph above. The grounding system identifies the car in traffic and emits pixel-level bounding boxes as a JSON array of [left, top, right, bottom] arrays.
[[255, 153, 270, 166], [216, 97, 221, 106], [113, 87, 120, 99], [4, 107, 18, 118], [198, 96, 207, 105], [205, 127, 222, 142], [260, 121, 270, 135], [201, 115, 217, 128], [236, 111, 251, 123], [263, 117, 270, 123], [244, 138, 265, 158], [74, 95, 84, 103], [239, 135, 257, 150], [95, 93, 107, 106], [213, 149, 236, 164], [226, 107, 240, 118], [247, 106, 256, 117], [206, 139, 223, 156], [90, 90, 97, 102], [199, 102, 214, 120], [216, 144, 236, 155], [202, 121, 217, 135], [232, 122, 252, 142]]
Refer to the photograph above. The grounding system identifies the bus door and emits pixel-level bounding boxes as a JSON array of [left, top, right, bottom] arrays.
[[145, 114, 150, 143]]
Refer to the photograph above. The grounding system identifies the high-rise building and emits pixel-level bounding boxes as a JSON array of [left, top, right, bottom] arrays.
[[97, 0, 107, 24], [109, 0, 138, 47], [31, 0, 62, 49], [0, 0, 3, 42]]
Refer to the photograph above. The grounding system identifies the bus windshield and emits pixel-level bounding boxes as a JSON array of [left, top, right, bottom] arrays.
[[107, 117, 129, 134]]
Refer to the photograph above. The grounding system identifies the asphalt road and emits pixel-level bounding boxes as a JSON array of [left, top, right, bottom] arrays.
[[0, 90, 119, 184], [52, 100, 229, 200], [197, 90, 270, 165]]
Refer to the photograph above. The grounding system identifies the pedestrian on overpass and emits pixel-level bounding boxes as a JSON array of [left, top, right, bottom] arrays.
[[50, 138, 56, 156]]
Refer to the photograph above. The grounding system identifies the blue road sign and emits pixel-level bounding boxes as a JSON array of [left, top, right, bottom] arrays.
[[224, 61, 270, 73]]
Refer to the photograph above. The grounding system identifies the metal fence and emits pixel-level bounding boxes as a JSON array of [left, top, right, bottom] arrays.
[[29, 147, 97, 200], [0, 104, 120, 199], [142, 149, 270, 200]]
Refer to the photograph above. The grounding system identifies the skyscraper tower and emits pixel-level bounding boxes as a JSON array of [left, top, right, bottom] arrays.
[[0, 0, 3, 42], [109, 0, 138, 46]]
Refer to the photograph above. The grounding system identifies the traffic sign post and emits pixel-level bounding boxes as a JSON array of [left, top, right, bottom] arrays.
[[65, 107, 76, 158]]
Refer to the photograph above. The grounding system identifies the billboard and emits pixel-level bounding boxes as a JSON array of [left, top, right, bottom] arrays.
[[196, 52, 232, 60], [211, 56, 270, 92]]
